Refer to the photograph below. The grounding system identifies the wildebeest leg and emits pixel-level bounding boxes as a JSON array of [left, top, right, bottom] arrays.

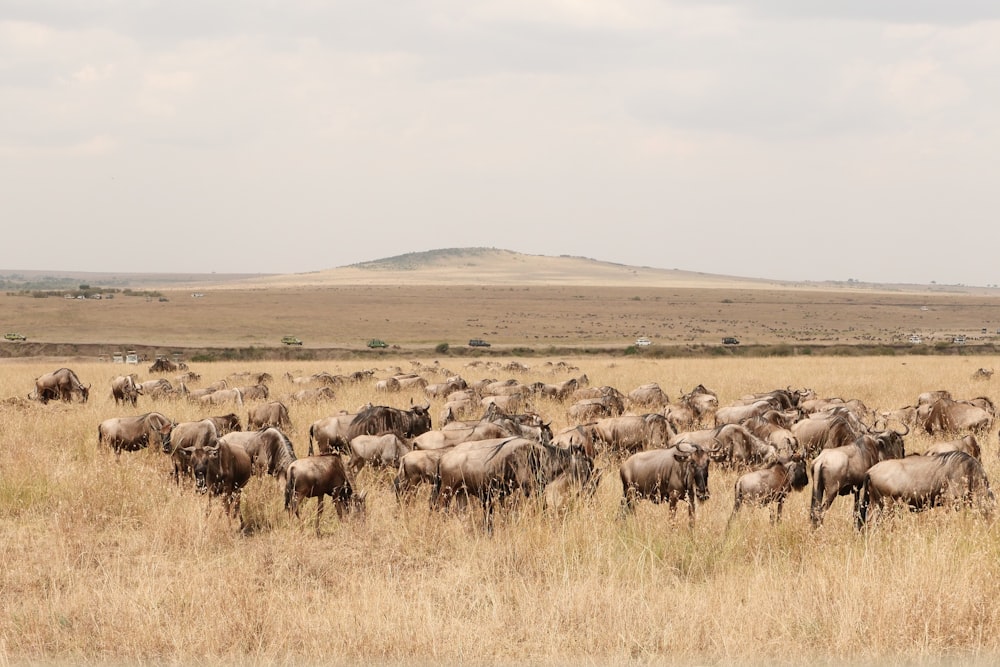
[[315, 495, 325, 536], [618, 485, 637, 518], [772, 498, 783, 525]]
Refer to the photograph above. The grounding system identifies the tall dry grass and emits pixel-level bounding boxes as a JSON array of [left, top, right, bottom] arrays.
[[1, 355, 1000, 666]]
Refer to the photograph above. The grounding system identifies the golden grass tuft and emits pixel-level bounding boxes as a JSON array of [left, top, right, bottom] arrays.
[[0, 355, 999, 666]]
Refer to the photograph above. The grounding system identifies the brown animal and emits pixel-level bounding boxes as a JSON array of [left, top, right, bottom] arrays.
[[219, 427, 297, 481], [728, 454, 809, 525], [348, 433, 410, 474], [393, 448, 451, 502], [619, 443, 714, 526], [411, 422, 511, 451], [186, 439, 253, 528], [859, 451, 994, 527], [922, 434, 981, 459], [285, 455, 366, 535], [32, 368, 90, 404], [347, 403, 432, 442], [308, 412, 361, 455], [626, 382, 670, 409], [433, 437, 591, 531], [165, 419, 220, 484], [239, 384, 270, 401], [809, 426, 908, 528], [207, 413, 242, 436], [588, 413, 674, 458], [110, 374, 142, 406], [791, 408, 870, 457], [247, 401, 292, 431], [139, 378, 177, 399], [672, 424, 776, 470], [198, 388, 244, 408], [98, 412, 175, 460], [921, 396, 995, 435], [289, 386, 337, 403]]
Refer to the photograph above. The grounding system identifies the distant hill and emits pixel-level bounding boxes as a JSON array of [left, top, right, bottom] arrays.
[[3, 248, 986, 294]]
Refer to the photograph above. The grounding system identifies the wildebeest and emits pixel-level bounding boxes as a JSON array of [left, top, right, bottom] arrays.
[[288, 386, 337, 403], [219, 427, 297, 482], [858, 451, 994, 528], [32, 368, 90, 404], [809, 426, 908, 528], [920, 396, 995, 435], [433, 437, 592, 531], [626, 382, 670, 410], [139, 378, 177, 400], [285, 454, 366, 535], [671, 424, 776, 470], [110, 374, 142, 407], [164, 419, 220, 483], [207, 413, 242, 436], [98, 412, 175, 460], [728, 454, 809, 525], [247, 401, 292, 431], [619, 443, 715, 526], [922, 434, 981, 459], [588, 413, 674, 458], [791, 408, 870, 457], [149, 357, 186, 373], [308, 411, 361, 455], [239, 384, 270, 401], [347, 403, 432, 442], [567, 395, 624, 422], [187, 439, 253, 528], [412, 421, 512, 451], [393, 448, 451, 502], [198, 388, 244, 408], [348, 433, 410, 474]]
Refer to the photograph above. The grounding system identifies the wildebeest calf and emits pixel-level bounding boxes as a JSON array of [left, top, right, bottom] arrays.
[[285, 455, 366, 535], [728, 454, 809, 526]]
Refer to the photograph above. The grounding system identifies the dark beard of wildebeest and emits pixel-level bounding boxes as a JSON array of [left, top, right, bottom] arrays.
[[187, 441, 253, 529], [809, 425, 908, 529], [347, 403, 432, 442], [432, 436, 594, 533], [858, 450, 995, 528], [31, 368, 90, 404]]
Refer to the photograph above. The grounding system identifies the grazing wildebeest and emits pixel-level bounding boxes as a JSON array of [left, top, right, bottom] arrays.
[[671, 424, 776, 470], [198, 388, 244, 408], [219, 427, 297, 482], [626, 382, 670, 410], [858, 451, 994, 528], [348, 433, 410, 474], [239, 384, 270, 401], [728, 454, 810, 526], [433, 437, 592, 531], [308, 411, 361, 455], [149, 357, 183, 373], [393, 448, 450, 502], [98, 412, 175, 460], [588, 413, 674, 458], [187, 439, 253, 529], [207, 413, 242, 436], [285, 455, 366, 535], [32, 368, 90, 404], [247, 401, 292, 431], [289, 386, 337, 403], [139, 378, 177, 400], [920, 397, 995, 435], [110, 374, 142, 407], [809, 426, 908, 528], [619, 443, 715, 526], [922, 434, 981, 459], [347, 403, 432, 442]]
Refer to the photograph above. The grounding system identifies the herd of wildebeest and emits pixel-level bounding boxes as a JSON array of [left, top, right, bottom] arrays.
[[26, 357, 1000, 534]]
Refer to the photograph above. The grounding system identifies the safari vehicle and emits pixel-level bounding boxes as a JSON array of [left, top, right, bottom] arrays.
[[722, 337, 740, 345], [281, 336, 303, 346], [4, 332, 26, 341], [468, 339, 491, 347], [367, 339, 388, 348], [635, 337, 651, 347]]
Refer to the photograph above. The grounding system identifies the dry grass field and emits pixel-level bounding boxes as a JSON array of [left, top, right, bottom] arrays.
[[2, 353, 1000, 667], [3, 252, 1000, 665]]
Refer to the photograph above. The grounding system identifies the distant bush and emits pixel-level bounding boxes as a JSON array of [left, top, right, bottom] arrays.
[[435, 343, 450, 354]]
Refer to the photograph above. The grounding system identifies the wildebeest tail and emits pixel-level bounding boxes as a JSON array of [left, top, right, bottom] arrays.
[[307, 424, 315, 456], [856, 473, 873, 529], [284, 468, 296, 510], [809, 460, 826, 521]]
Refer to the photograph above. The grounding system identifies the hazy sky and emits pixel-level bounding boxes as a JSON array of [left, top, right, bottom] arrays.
[[3, 1, 999, 285]]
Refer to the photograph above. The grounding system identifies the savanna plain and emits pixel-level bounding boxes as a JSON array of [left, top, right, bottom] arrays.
[[3, 280, 1000, 667]]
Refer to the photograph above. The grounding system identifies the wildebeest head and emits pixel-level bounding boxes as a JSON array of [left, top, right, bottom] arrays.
[[675, 442, 713, 502], [784, 453, 810, 491], [187, 445, 218, 493]]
